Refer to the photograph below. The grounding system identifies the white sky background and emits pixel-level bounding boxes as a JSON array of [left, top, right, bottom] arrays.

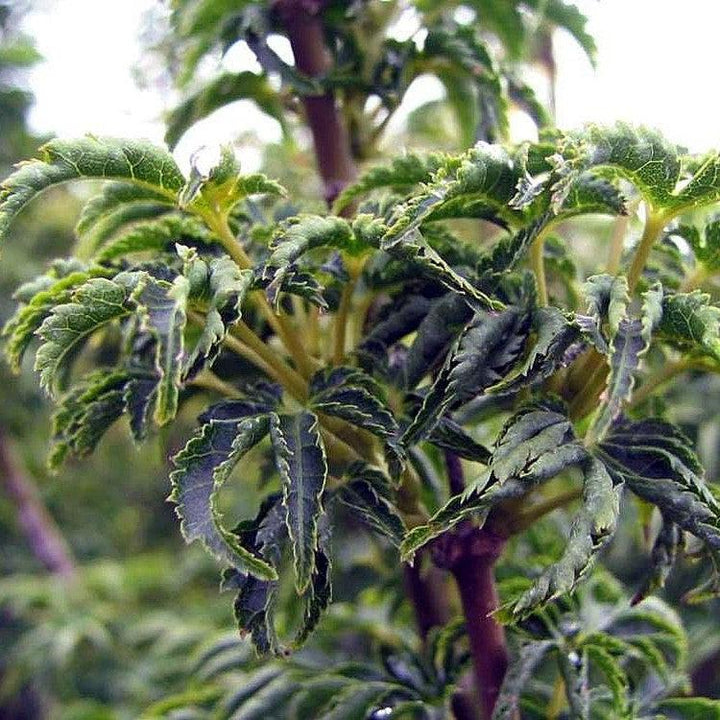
[[19, 0, 720, 170]]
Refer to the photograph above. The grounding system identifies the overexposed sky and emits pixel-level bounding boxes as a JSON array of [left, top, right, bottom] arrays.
[[19, 0, 720, 169]]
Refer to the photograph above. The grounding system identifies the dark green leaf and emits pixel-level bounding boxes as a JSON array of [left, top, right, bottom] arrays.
[[597, 419, 720, 554], [402, 403, 583, 560], [270, 411, 328, 592], [133, 275, 189, 425], [169, 401, 276, 579], [310, 366, 399, 439], [339, 462, 406, 547]]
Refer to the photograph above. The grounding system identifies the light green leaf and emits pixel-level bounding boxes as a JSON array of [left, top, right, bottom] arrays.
[[34, 276, 134, 394], [180, 145, 284, 215], [513, 458, 620, 615], [655, 290, 720, 362], [0, 137, 184, 239], [75, 182, 175, 243], [3, 266, 110, 371], [333, 152, 448, 213], [270, 411, 328, 592], [552, 123, 680, 210], [656, 698, 720, 719], [583, 274, 629, 339], [184, 258, 254, 379], [95, 214, 210, 262]]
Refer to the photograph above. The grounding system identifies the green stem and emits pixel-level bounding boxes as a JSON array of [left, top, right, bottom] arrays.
[[628, 359, 695, 409], [530, 232, 549, 306], [205, 213, 317, 378], [333, 259, 363, 365], [229, 321, 310, 401], [606, 213, 629, 274], [190, 370, 241, 398], [627, 209, 667, 292], [510, 487, 582, 534]]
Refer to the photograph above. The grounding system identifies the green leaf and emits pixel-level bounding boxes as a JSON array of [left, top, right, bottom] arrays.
[[513, 458, 620, 615], [94, 214, 210, 262], [270, 411, 328, 592], [75, 182, 175, 243], [492, 640, 554, 720], [287, 676, 352, 718], [668, 153, 720, 215], [552, 123, 681, 211], [558, 646, 590, 720], [632, 516, 684, 604], [424, 22, 508, 143], [426, 418, 491, 464], [586, 317, 645, 443], [339, 462, 406, 547], [0, 137, 184, 239], [184, 256, 254, 378], [583, 274, 629, 339], [48, 370, 131, 469], [677, 218, 720, 271], [476, 213, 555, 281], [227, 672, 302, 719], [310, 367, 399, 439], [166, 71, 286, 149], [597, 419, 720, 554], [133, 276, 189, 425], [179, 145, 284, 214], [334, 153, 448, 213], [655, 290, 720, 362], [296, 548, 331, 644], [529, 0, 596, 62], [34, 276, 134, 394], [3, 266, 109, 371], [384, 144, 521, 244], [401, 292, 473, 390], [403, 307, 529, 444], [263, 215, 360, 304], [655, 698, 720, 719], [222, 495, 287, 654], [490, 306, 581, 394], [169, 400, 277, 579], [402, 403, 583, 560], [585, 643, 630, 717]]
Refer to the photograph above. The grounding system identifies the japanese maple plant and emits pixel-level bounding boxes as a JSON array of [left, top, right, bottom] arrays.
[[3, 1, 720, 718]]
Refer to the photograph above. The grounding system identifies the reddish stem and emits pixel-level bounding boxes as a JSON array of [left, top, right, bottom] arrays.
[[0, 428, 75, 578], [274, 0, 357, 207], [435, 522, 509, 720], [403, 556, 451, 640]]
